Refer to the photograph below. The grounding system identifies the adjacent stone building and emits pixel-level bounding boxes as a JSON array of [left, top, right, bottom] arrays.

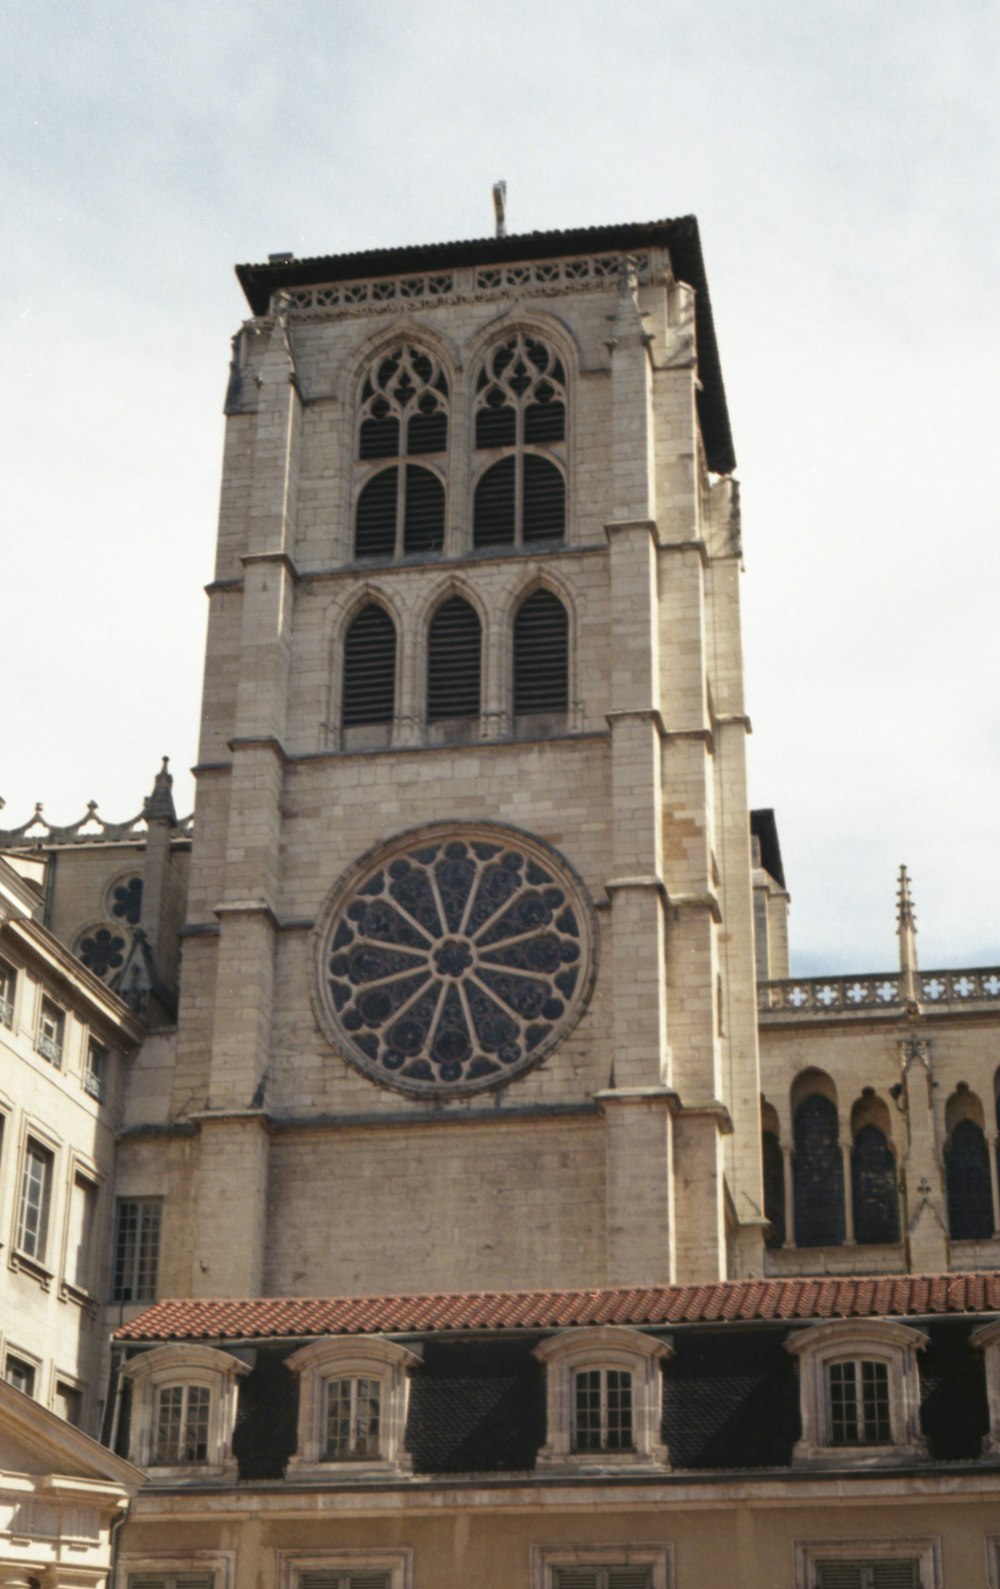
[[2, 212, 999, 1589]]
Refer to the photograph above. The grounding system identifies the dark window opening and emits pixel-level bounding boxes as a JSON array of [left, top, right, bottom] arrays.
[[762, 1129, 785, 1248], [427, 597, 481, 721], [514, 589, 568, 716], [523, 454, 565, 542], [852, 1124, 900, 1245], [473, 457, 516, 547], [793, 1092, 845, 1247], [355, 469, 398, 559], [473, 331, 567, 550], [402, 466, 445, 553], [342, 606, 396, 728], [946, 1118, 994, 1240], [355, 344, 449, 559], [828, 1358, 891, 1445]]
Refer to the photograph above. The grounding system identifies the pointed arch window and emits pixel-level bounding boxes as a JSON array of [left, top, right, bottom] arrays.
[[946, 1117, 994, 1240], [474, 331, 567, 549], [427, 596, 481, 721], [792, 1089, 845, 1248], [355, 345, 448, 559], [762, 1127, 786, 1249], [514, 588, 569, 718], [342, 605, 397, 729], [851, 1123, 900, 1245]]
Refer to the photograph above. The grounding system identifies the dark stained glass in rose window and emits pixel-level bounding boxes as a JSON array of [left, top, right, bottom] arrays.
[[318, 830, 594, 1095]]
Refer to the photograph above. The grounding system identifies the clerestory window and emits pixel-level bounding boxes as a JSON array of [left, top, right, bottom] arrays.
[[473, 331, 566, 549], [355, 345, 448, 559]]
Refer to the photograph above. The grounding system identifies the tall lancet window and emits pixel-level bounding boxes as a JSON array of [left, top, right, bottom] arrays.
[[355, 345, 448, 559], [473, 331, 566, 549]]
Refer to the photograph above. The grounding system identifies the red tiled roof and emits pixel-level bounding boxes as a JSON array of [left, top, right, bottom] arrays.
[[113, 1272, 1000, 1343]]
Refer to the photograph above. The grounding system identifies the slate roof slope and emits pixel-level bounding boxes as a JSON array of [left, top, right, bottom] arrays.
[[234, 216, 736, 476], [113, 1272, 1000, 1343]]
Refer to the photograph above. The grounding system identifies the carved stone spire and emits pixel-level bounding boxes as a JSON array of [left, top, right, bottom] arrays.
[[143, 756, 177, 826], [897, 864, 918, 1002]]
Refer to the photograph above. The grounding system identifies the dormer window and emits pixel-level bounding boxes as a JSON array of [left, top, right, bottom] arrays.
[[121, 1344, 249, 1478], [534, 1325, 670, 1470], [286, 1337, 418, 1478], [786, 1320, 929, 1466]]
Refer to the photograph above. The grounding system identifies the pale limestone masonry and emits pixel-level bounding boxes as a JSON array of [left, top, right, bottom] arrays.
[[116, 223, 764, 1299]]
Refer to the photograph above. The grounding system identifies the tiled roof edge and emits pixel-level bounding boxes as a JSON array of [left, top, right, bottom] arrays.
[[113, 1272, 1000, 1342]]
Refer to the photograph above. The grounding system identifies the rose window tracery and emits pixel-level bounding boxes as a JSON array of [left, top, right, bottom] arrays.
[[77, 925, 127, 979], [313, 825, 596, 1096]]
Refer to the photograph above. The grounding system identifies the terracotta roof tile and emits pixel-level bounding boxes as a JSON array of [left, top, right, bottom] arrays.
[[112, 1271, 1000, 1344]]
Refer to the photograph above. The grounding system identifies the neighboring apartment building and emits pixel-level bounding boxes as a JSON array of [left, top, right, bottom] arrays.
[[2, 213, 1000, 1588]]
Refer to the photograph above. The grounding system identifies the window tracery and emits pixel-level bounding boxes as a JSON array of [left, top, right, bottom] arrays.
[[355, 345, 448, 559], [313, 823, 596, 1097], [473, 332, 567, 549]]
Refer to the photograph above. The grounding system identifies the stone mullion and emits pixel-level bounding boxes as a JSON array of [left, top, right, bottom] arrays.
[[988, 1131, 1000, 1234], [842, 1134, 856, 1244], [782, 1143, 796, 1248]]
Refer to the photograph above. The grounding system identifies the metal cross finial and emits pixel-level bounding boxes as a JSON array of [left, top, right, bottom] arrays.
[[493, 181, 507, 239]]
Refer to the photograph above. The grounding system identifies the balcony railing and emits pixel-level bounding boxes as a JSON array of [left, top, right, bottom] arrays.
[[83, 1068, 106, 1103], [36, 1031, 63, 1066], [759, 967, 1000, 1016], [0, 995, 12, 1028]]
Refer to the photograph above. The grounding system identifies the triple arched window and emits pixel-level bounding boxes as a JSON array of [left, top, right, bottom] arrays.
[[340, 587, 570, 736], [353, 332, 567, 561]]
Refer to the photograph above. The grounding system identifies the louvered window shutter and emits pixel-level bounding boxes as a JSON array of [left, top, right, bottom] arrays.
[[127, 1575, 216, 1589], [816, 1562, 921, 1589], [342, 606, 396, 727], [553, 1570, 652, 1589], [514, 589, 569, 715], [427, 597, 481, 720], [299, 1572, 392, 1589], [402, 465, 445, 553], [474, 457, 516, 547], [355, 469, 398, 558], [522, 454, 565, 542]]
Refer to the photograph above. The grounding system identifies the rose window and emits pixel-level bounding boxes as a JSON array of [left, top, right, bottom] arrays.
[[77, 925, 127, 979], [314, 825, 596, 1096]]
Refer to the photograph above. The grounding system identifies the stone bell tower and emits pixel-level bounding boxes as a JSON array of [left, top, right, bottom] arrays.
[[133, 214, 765, 1300]]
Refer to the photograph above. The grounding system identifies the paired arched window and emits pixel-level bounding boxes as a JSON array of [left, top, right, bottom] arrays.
[[355, 345, 448, 559], [474, 332, 567, 549], [340, 589, 569, 734], [945, 1085, 994, 1240], [792, 1076, 845, 1248]]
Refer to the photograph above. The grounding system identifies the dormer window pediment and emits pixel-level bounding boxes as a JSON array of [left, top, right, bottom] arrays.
[[286, 1336, 419, 1479]]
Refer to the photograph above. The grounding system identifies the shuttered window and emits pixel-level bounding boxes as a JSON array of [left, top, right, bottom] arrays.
[[427, 597, 481, 720], [552, 1568, 653, 1589], [299, 1573, 392, 1589], [127, 1574, 216, 1589], [342, 606, 396, 728], [814, 1560, 921, 1589], [355, 344, 448, 560], [514, 589, 568, 716], [473, 330, 566, 550]]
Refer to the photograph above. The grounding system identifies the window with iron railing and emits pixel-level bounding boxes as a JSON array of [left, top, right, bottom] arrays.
[[36, 998, 64, 1067]]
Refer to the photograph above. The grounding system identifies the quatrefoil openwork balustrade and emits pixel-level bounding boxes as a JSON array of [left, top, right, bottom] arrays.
[[313, 824, 597, 1097]]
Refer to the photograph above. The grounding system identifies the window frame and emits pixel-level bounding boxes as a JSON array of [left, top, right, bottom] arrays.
[[472, 327, 570, 551], [286, 1336, 419, 1478], [112, 1195, 162, 1303], [121, 1343, 249, 1479], [0, 957, 18, 1028], [36, 996, 65, 1068], [794, 1538, 941, 1589], [531, 1545, 673, 1589], [971, 1319, 1000, 1454], [61, 1157, 102, 1300], [84, 1036, 109, 1102], [121, 1553, 233, 1589], [15, 1129, 56, 1268], [533, 1325, 671, 1471], [353, 341, 450, 563], [3, 1347, 40, 1398], [786, 1320, 929, 1466], [277, 1549, 412, 1589]]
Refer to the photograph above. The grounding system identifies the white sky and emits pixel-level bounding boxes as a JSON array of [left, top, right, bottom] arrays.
[[2, 0, 998, 975]]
